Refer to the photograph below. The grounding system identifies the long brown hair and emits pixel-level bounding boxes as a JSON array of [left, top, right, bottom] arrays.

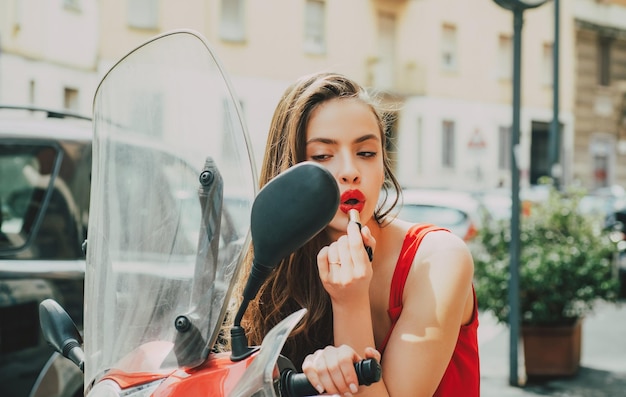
[[232, 72, 402, 369]]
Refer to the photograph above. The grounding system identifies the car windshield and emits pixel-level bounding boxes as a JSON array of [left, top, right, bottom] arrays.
[[398, 204, 467, 226], [0, 144, 65, 255]]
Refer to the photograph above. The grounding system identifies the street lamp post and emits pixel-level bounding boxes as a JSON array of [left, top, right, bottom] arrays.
[[550, 0, 560, 186], [492, 0, 549, 387]]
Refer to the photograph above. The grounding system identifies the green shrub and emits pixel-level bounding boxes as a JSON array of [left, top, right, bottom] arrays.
[[471, 183, 620, 325]]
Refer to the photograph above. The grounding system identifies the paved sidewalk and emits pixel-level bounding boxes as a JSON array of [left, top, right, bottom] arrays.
[[478, 301, 626, 396]]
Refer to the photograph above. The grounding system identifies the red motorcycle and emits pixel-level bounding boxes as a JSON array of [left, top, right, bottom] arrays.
[[37, 30, 380, 397]]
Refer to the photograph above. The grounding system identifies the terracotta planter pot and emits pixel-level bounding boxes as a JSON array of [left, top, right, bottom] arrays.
[[521, 318, 582, 378]]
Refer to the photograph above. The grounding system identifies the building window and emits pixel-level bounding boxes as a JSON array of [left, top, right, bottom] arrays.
[[304, 0, 326, 55], [127, 0, 158, 30], [442, 120, 455, 168], [590, 135, 613, 188], [598, 37, 611, 86], [63, 0, 82, 12], [498, 125, 511, 170], [497, 34, 512, 80], [14, 0, 23, 31], [28, 80, 35, 106], [593, 154, 609, 188], [441, 24, 457, 72], [220, 0, 246, 42], [375, 12, 397, 89], [64, 88, 79, 112], [542, 42, 553, 86]]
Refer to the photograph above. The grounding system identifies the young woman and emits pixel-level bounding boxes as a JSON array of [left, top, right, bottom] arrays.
[[237, 72, 479, 396]]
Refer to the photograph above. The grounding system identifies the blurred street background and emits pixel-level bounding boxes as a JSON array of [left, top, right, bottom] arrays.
[[479, 300, 626, 396], [2, 0, 626, 396]]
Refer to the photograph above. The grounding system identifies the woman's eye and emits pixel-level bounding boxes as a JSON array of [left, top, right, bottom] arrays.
[[358, 151, 377, 158], [310, 154, 331, 161]]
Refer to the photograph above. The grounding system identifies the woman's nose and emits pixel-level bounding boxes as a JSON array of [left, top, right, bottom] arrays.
[[337, 156, 360, 184]]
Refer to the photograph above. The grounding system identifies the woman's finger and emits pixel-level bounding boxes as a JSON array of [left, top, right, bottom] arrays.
[[360, 225, 376, 256], [336, 235, 353, 273], [334, 345, 361, 395], [301, 352, 327, 395], [302, 346, 363, 396], [326, 241, 345, 283], [364, 346, 382, 363], [317, 246, 330, 281], [307, 350, 343, 395], [320, 349, 349, 395], [346, 221, 369, 266]]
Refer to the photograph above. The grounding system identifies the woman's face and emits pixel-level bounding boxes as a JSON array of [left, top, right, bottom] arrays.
[[305, 98, 385, 235]]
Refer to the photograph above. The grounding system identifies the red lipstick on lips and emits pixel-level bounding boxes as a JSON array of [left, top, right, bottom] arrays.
[[339, 189, 366, 214]]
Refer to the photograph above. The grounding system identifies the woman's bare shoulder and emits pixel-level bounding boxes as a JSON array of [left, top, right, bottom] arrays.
[[377, 219, 473, 275], [422, 227, 470, 251], [412, 228, 474, 282]]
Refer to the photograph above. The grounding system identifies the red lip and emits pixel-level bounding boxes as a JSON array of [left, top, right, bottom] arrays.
[[339, 189, 366, 213]]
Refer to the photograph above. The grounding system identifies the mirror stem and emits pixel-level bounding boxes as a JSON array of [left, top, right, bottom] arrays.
[[230, 259, 270, 361], [230, 298, 258, 361]]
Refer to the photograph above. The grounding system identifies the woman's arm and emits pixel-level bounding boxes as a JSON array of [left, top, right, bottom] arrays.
[[304, 220, 381, 395], [303, 229, 475, 396], [381, 231, 474, 396]]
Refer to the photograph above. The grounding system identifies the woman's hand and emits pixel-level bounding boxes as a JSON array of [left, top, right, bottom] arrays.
[[302, 345, 381, 396], [317, 221, 376, 303]]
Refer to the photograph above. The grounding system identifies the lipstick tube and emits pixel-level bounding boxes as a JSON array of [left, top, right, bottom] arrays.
[[348, 209, 373, 262]]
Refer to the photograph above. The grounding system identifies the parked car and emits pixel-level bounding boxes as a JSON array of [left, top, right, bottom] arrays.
[[0, 106, 92, 397], [0, 105, 253, 397], [471, 188, 512, 222], [395, 188, 483, 241], [578, 185, 626, 225], [578, 185, 626, 298]]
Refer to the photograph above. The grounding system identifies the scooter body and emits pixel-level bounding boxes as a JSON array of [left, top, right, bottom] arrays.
[[85, 309, 306, 397]]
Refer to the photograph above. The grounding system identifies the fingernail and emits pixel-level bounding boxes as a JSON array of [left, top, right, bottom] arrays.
[[343, 393, 353, 397], [350, 383, 358, 393], [365, 245, 373, 262], [315, 384, 324, 394]]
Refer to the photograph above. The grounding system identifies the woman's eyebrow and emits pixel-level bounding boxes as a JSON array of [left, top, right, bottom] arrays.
[[306, 137, 337, 145], [306, 133, 380, 145], [354, 133, 380, 144]]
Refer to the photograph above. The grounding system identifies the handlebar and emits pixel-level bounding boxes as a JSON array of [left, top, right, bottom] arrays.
[[279, 358, 382, 397]]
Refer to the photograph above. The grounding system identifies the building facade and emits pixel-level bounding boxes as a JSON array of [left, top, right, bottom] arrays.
[[2, 0, 626, 191], [572, 0, 626, 190], [0, 0, 99, 114]]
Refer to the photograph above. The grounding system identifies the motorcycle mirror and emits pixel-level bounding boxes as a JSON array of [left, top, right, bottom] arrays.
[[231, 162, 339, 361], [243, 161, 339, 302], [39, 298, 85, 372]]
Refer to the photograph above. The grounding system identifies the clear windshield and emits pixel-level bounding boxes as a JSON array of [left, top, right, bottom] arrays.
[[85, 30, 257, 388]]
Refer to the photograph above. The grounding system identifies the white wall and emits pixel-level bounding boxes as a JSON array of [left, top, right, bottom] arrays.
[[396, 96, 575, 191]]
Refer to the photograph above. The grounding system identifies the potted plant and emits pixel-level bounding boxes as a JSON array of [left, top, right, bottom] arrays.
[[471, 181, 620, 378]]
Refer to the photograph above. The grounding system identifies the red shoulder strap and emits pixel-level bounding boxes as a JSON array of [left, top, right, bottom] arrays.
[[389, 224, 447, 310], [378, 223, 448, 353]]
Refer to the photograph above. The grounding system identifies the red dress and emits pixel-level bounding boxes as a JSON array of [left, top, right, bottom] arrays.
[[378, 224, 480, 396]]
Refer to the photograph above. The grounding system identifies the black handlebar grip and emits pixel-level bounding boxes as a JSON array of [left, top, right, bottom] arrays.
[[280, 358, 382, 397], [353, 358, 382, 385]]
